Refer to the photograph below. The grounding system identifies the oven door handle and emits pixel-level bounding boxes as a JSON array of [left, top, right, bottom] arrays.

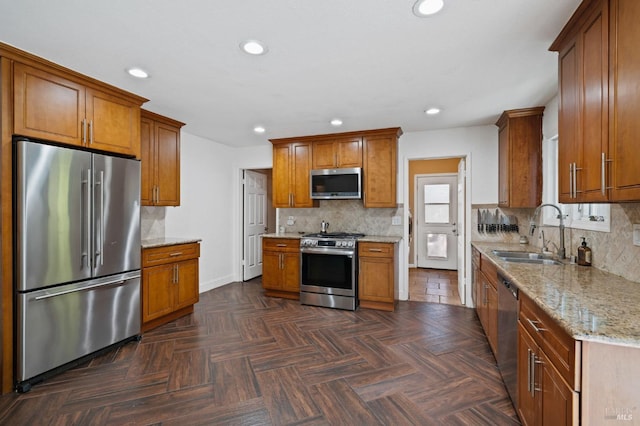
[[301, 248, 355, 256]]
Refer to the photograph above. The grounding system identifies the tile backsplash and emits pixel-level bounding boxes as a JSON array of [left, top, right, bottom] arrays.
[[472, 204, 640, 283], [278, 200, 403, 237], [141, 207, 166, 240]]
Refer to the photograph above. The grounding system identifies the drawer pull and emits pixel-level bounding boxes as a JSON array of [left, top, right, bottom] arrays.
[[276, 244, 287, 247], [169, 252, 183, 257], [368, 248, 383, 252], [527, 318, 547, 333]]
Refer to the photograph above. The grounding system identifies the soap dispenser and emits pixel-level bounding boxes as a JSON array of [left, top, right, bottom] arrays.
[[577, 237, 592, 266]]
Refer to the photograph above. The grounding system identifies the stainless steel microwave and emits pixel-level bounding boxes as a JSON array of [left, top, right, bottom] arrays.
[[310, 167, 362, 199]]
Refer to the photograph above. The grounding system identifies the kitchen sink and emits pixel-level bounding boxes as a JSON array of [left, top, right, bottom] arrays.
[[499, 257, 563, 265], [492, 250, 563, 265]]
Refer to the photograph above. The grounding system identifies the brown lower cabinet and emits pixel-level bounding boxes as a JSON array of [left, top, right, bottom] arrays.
[[517, 293, 580, 425], [358, 241, 398, 311], [262, 238, 300, 300], [473, 250, 498, 355], [142, 242, 200, 332]]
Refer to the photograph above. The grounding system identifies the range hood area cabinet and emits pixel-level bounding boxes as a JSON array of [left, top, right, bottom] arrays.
[[495, 107, 544, 208], [141, 110, 184, 206], [551, 0, 640, 203], [12, 60, 146, 159], [269, 127, 402, 208], [312, 137, 362, 169]]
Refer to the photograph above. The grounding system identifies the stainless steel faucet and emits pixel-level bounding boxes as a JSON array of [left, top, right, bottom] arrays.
[[529, 204, 566, 259]]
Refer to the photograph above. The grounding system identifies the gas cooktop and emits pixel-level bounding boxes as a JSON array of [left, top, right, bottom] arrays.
[[302, 232, 365, 239]]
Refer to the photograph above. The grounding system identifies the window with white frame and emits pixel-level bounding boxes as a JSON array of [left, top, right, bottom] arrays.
[[542, 135, 610, 232]]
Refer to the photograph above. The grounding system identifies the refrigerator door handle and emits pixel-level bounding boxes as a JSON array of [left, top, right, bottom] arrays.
[[94, 170, 105, 266], [82, 168, 92, 269], [34, 278, 127, 301]]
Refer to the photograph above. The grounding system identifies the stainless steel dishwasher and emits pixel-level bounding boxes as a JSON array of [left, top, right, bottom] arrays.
[[497, 274, 519, 406]]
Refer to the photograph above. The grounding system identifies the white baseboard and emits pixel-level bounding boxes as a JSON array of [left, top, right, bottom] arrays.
[[198, 274, 235, 294]]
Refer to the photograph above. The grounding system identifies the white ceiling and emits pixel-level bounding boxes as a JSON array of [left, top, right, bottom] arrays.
[[0, 0, 581, 147]]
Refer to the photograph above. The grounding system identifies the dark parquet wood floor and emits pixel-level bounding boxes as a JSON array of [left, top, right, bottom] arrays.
[[0, 279, 520, 425]]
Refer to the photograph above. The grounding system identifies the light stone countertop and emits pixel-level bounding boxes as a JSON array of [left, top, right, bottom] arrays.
[[262, 233, 401, 243], [472, 241, 640, 348], [142, 237, 202, 248]]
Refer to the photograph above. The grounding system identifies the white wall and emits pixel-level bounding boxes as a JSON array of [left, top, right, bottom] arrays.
[[399, 125, 498, 205], [164, 132, 237, 292]]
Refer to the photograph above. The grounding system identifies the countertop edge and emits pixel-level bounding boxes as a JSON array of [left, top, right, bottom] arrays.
[[262, 233, 401, 243], [142, 237, 202, 248]]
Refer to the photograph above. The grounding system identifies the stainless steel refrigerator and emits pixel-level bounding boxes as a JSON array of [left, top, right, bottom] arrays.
[[14, 138, 141, 390]]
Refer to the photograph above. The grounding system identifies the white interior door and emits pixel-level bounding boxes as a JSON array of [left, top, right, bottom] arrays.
[[243, 170, 267, 281], [457, 159, 466, 305], [416, 174, 458, 270]]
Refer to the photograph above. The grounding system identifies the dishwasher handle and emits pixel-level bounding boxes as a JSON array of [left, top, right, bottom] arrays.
[[500, 275, 519, 299]]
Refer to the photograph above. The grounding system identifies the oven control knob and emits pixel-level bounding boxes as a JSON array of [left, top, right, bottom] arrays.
[[347, 241, 354, 247]]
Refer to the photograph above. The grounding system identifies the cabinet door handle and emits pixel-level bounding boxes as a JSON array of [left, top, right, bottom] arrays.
[[89, 120, 94, 144], [569, 163, 573, 198], [82, 119, 87, 144], [173, 264, 179, 283], [169, 252, 183, 257], [526, 318, 546, 333], [527, 349, 533, 395], [276, 244, 287, 247], [574, 163, 583, 197], [601, 153, 613, 195]]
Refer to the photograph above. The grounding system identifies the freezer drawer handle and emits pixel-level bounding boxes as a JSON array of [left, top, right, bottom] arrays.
[[34, 279, 126, 300]]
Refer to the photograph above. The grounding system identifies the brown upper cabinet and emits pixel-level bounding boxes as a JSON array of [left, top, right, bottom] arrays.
[[270, 128, 402, 208], [141, 110, 184, 206], [551, 0, 640, 202], [312, 137, 362, 169], [495, 107, 544, 208], [362, 129, 401, 208], [13, 61, 145, 158], [271, 141, 318, 208]]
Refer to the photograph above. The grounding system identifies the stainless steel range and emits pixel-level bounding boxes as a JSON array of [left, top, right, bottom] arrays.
[[300, 232, 364, 311]]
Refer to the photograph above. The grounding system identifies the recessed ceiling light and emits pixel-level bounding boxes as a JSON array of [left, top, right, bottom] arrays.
[[241, 40, 268, 55], [330, 118, 343, 126], [413, 0, 444, 17], [127, 67, 149, 79], [425, 107, 441, 115], [253, 126, 266, 134]]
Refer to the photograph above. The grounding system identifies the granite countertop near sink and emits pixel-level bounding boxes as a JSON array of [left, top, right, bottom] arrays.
[[142, 237, 202, 248], [262, 233, 401, 243], [472, 241, 640, 348]]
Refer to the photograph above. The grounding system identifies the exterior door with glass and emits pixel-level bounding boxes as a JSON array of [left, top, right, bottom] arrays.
[[416, 174, 458, 270]]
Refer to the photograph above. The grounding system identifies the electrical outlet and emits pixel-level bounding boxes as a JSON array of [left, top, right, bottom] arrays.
[[286, 216, 295, 226], [391, 216, 401, 226], [633, 224, 640, 246]]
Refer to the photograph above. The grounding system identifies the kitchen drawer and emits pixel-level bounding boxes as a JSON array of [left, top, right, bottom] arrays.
[[519, 292, 581, 390], [263, 238, 300, 252], [359, 242, 393, 257], [143, 242, 200, 267], [480, 254, 498, 288]]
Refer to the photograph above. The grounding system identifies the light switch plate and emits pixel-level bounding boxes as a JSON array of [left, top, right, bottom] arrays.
[[633, 224, 640, 246], [392, 216, 402, 226]]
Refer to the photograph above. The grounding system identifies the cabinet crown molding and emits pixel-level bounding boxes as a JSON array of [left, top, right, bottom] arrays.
[[269, 127, 403, 145]]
